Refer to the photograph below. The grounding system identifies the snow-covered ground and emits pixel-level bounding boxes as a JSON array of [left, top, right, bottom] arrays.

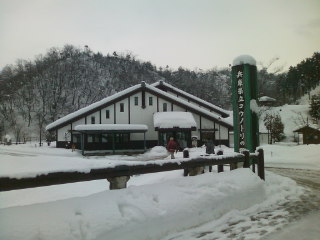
[[1, 142, 319, 240]]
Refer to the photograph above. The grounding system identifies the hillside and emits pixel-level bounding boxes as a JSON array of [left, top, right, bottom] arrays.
[[0, 45, 232, 142], [259, 84, 320, 142]]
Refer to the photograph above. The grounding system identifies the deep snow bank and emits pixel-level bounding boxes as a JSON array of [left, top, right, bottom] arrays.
[[263, 144, 320, 170], [0, 169, 265, 240]]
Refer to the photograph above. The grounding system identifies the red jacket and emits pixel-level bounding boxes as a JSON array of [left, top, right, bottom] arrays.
[[167, 140, 177, 152]]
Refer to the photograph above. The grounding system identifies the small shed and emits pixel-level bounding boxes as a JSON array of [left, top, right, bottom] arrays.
[[293, 125, 320, 145], [258, 96, 276, 106]]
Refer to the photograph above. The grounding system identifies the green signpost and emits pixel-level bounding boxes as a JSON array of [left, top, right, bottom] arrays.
[[232, 55, 259, 152]]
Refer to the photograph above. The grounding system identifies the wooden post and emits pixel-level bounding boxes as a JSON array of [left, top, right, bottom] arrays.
[[252, 162, 256, 173], [230, 163, 238, 170], [143, 132, 146, 152], [217, 165, 224, 173], [257, 148, 265, 180], [112, 133, 115, 154], [217, 149, 224, 172], [107, 176, 130, 190], [183, 149, 189, 176], [81, 133, 85, 156], [242, 150, 250, 168]]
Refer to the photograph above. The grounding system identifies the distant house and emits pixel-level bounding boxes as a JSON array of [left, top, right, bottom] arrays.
[[46, 81, 233, 154], [293, 125, 320, 145], [258, 96, 276, 107]]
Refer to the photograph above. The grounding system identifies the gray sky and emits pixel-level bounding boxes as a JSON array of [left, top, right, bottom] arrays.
[[1, 0, 319, 71]]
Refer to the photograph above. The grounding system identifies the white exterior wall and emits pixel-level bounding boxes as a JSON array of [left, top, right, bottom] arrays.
[[101, 105, 115, 124], [201, 117, 215, 129], [215, 124, 229, 140], [73, 118, 85, 129], [130, 92, 158, 140], [54, 88, 231, 146], [87, 111, 100, 125], [158, 97, 171, 112], [191, 113, 201, 139], [57, 125, 71, 141], [115, 100, 128, 124], [172, 104, 185, 112]]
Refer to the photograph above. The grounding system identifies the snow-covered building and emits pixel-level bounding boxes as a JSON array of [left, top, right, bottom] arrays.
[[46, 81, 233, 153]]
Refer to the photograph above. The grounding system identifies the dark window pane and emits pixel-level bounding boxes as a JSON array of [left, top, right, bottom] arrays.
[[163, 103, 167, 112]]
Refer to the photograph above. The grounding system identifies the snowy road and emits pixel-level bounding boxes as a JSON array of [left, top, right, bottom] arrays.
[[162, 168, 320, 240]]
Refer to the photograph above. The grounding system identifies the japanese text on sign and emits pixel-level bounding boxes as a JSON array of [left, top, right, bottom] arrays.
[[237, 70, 245, 151]]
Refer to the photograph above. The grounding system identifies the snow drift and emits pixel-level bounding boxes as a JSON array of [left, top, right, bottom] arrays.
[[0, 169, 265, 240]]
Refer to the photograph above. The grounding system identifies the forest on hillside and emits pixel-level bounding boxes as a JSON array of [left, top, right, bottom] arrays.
[[0, 45, 319, 142]]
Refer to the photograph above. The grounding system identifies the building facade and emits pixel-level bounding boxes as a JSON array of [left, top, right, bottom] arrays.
[[46, 81, 233, 153]]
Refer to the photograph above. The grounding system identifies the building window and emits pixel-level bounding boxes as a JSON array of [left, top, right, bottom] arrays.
[[72, 134, 81, 143], [134, 96, 138, 106], [120, 103, 124, 112], [91, 116, 95, 124], [149, 97, 153, 106], [88, 134, 99, 143], [101, 134, 112, 143], [106, 110, 110, 119], [163, 103, 167, 112]]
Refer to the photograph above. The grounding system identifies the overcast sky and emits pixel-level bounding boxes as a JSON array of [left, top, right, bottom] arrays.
[[1, 0, 319, 71]]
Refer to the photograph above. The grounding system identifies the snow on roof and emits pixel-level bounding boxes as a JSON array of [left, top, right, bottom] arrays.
[[153, 112, 197, 129], [232, 55, 256, 66], [46, 82, 233, 131], [293, 124, 320, 132], [46, 84, 141, 131], [74, 124, 148, 132], [151, 81, 230, 117], [146, 84, 232, 128], [259, 96, 276, 102]]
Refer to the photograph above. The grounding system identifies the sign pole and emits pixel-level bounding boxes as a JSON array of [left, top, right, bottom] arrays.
[[232, 55, 259, 153]]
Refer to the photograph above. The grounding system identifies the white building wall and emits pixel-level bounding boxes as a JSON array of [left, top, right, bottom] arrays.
[[73, 118, 85, 130], [130, 92, 158, 140], [57, 125, 71, 141], [172, 104, 185, 112], [191, 113, 201, 139], [158, 97, 171, 112], [115, 100, 129, 124], [101, 105, 115, 124], [87, 111, 100, 125], [201, 117, 215, 129], [54, 88, 231, 146], [215, 124, 229, 140]]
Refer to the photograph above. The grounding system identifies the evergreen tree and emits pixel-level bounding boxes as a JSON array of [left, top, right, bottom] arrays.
[[264, 112, 284, 143], [310, 94, 320, 121]]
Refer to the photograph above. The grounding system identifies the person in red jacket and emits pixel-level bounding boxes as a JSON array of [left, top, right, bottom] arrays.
[[167, 137, 178, 159]]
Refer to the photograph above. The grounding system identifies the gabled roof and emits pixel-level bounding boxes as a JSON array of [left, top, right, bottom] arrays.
[[293, 124, 320, 133], [46, 84, 141, 131], [259, 96, 276, 102], [152, 80, 230, 118], [46, 82, 233, 131]]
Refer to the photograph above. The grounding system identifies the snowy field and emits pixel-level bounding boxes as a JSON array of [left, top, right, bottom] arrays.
[[0, 143, 319, 240]]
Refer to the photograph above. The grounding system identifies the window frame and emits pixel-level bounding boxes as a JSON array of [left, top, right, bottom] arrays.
[[91, 116, 95, 124], [163, 103, 167, 112], [134, 96, 139, 106]]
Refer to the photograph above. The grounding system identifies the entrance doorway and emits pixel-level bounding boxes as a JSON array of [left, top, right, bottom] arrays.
[[159, 131, 191, 150]]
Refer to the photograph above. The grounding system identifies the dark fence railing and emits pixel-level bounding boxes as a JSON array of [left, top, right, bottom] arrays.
[[0, 149, 264, 191]]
